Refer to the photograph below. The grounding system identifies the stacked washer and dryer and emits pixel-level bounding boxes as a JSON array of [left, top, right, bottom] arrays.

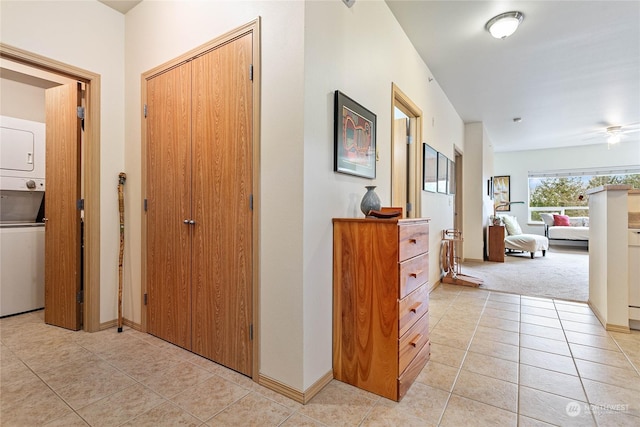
[[0, 115, 46, 317]]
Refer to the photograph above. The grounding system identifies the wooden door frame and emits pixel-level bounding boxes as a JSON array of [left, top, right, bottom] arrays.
[[391, 83, 422, 218], [1, 43, 101, 332], [454, 148, 463, 258], [141, 18, 261, 380]]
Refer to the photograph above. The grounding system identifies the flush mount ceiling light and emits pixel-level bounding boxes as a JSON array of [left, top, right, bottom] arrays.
[[485, 11, 524, 39]]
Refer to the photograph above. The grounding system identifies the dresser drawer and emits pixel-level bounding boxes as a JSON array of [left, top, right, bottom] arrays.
[[399, 284, 429, 337], [398, 312, 429, 374], [399, 222, 429, 262], [399, 253, 429, 298], [397, 338, 430, 400]]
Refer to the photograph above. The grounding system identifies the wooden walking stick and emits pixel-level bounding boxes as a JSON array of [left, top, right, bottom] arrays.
[[117, 172, 127, 332]]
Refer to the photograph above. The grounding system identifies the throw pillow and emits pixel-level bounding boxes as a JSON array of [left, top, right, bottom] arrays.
[[553, 214, 570, 226], [568, 217, 583, 227], [502, 215, 522, 236], [540, 213, 557, 226]]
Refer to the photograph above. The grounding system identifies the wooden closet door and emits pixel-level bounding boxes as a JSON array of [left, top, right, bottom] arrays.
[[146, 62, 193, 349], [191, 33, 253, 375], [44, 82, 82, 330]]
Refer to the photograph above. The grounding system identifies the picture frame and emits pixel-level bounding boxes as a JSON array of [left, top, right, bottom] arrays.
[[488, 178, 494, 199], [437, 152, 448, 194], [493, 175, 511, 211], [448, 158, 455, 195], [422, 143, 437, 192], [334, 90, 376, 179]]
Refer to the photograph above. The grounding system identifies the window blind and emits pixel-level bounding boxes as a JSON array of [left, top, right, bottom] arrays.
[[529, 166, 640, 178]]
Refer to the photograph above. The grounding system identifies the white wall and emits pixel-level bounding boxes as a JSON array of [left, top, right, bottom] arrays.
[[302, 0, 463, 389], [0, 78, 45, 122], [588, 186, 631, 329], [588, 190, 607, 319], [462, 122, 494, 261], [1, 0, 126, 323], [494, 141, 640, 235], [482, 126, 496, 256], [124, 0, 307, 390], [126, 0, 464, 393]]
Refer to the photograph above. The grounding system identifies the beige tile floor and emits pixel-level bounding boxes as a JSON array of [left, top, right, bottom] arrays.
[[1, 284, 639, 426]]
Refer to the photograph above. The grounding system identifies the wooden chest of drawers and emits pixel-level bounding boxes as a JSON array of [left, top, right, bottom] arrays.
[[332, 218, 430, 401]]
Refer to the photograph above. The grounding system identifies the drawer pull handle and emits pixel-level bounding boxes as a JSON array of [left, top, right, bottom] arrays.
[[410, 334, 423, 347], [409, 270, 423, 278], [409, 302, 422, 313], [409, 238, 418, 244]]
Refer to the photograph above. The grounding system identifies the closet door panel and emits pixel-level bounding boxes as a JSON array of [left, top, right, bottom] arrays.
[[191, 33, 253, 375], [44, 82, 82, 330], [146, 63, 193, 349]]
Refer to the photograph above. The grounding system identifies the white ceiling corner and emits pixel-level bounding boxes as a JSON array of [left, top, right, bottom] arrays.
[[98, 0, 142, 14]]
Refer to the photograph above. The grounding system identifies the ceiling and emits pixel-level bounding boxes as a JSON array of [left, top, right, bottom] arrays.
[[97, 1, 639, 152], [385, 1, 640, 152], [98, 0, 141, 14]]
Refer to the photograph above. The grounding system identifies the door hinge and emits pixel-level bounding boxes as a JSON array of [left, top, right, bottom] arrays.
[[77, 290, 83, 303], [77, 106, 85, 120], [249, 324, 253, 340], [143, 293, 148, 305], [77, 199, 84, 210], [406, 202, 412, 213], [143, 104, 148, 118], [249, 194, 253, 210], [249, 64, 253, 81], [144, 199, 148, 211]]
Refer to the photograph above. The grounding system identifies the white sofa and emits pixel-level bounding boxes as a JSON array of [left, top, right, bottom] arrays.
[[540, 213, 589, 243]]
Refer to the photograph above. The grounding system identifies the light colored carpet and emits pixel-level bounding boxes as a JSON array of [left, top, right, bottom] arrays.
[[460, 246, 589, 302]]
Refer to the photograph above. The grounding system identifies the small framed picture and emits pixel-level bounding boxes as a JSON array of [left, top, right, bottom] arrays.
[[334, 90, 376, 179], [493, 175, 511, 211], [437, 152, 448, 193], [423, 143, 437, 192], [448, 158, 455, 195]]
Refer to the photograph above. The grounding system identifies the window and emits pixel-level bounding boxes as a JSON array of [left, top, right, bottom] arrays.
[[528, 167, 640, 222]]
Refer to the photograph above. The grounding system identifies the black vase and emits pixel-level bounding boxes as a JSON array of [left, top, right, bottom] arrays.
[[360, 186, 381, 217]]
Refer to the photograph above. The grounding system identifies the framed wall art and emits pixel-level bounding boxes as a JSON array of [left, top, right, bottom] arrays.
[[493, 175, 511, 211], [422, 143, 437, 192], [448, 158, 455, 195], [437, 152, 448, 193], [334, 90, 376, 179]]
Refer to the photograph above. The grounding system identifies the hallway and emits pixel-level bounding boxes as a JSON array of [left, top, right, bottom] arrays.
[[1, 285, 639, 426]]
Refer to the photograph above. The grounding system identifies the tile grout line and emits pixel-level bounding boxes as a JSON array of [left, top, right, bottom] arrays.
[[0, 315, 104, 426], [48, 333, 175, 426], [553, 298, 599, 426], [435, 289, 494, 427], [517, 296, 588, 426], [516, 295, 522, 427], [355, 395, 383, 427]]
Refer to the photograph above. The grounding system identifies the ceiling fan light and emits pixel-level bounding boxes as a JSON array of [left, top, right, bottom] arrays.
[[607, 133, 621, 144], [486, 12, 524, 39], [606, 126, 622, 144]]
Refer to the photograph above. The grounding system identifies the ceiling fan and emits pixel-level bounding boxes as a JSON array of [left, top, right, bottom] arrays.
[[584, 122, 640, 146]]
